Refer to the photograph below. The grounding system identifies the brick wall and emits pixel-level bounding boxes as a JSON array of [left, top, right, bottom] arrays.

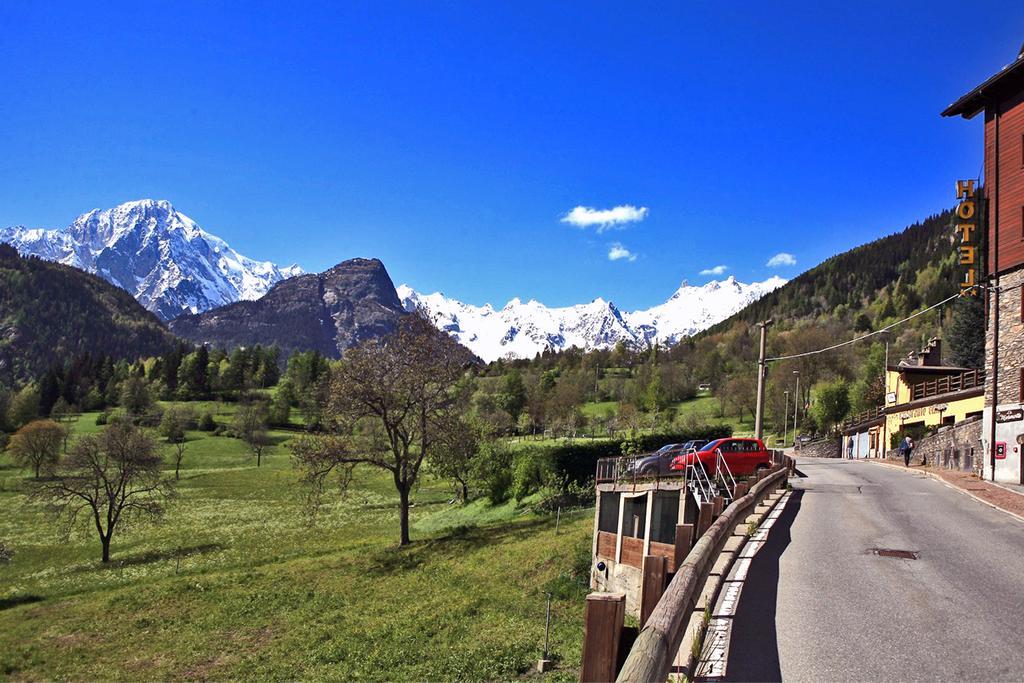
[[885, 416, 982, 473]]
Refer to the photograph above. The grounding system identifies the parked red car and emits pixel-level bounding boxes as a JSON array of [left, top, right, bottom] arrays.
[[669, 438, 773, 476]]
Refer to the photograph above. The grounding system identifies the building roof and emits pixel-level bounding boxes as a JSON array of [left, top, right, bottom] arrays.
[[886, 363, 974, 374], [943, 48, 1024, 119]]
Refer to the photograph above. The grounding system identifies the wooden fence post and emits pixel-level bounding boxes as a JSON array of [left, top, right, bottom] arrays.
[[734, 482, 749, 498], [712, 495, 724, 517], [696, 501, 714, 538], [580, 592, 626, 683], [674, 523, 694, 569], [640, 555, 667, 627]]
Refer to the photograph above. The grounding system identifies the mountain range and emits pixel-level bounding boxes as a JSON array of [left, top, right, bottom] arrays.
[[2, 198, 787, 362], [398, 276, 786, 362], [0, 200, 301, 321]]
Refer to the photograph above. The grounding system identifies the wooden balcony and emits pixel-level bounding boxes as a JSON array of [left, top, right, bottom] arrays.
[[909, 369, 984, 402]]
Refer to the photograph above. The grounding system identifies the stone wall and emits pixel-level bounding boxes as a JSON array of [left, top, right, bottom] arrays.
[[986, 265, 1024, 402], [798, 438, 841, 459], [884, 416, 982, 473]]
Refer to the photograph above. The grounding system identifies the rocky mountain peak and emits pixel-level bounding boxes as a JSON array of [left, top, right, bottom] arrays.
[[1, 199, 303, 320]]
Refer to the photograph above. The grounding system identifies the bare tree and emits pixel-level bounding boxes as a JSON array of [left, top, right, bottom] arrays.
[[234, 402, 272, 467], [32, 422, 173, 563], [159, 405, 194, 480], [9, 419, 64, 478], [291, 316, 472, 546]]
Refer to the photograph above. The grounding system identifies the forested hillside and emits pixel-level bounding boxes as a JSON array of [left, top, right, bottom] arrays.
[[707, 210, 960, 333], [0, 243, 177, 384]]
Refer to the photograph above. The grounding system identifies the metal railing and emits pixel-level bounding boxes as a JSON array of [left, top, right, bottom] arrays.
[[714, 448, 737, 502]]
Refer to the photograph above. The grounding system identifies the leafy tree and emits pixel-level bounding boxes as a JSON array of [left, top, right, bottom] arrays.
[[32, 422, 174, 563], [291, 316, 471, 546], [810, 379, 850, 433], [497, 370, 527, 421], [948, 294, 985, 368], [8, 384, 40, 430], [9, 419, 64, 478], [119, 377, 153, 416]]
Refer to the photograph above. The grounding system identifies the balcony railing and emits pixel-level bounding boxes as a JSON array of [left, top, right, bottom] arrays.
[[909, 368, 984, 402], [842, 406, 885, 430]]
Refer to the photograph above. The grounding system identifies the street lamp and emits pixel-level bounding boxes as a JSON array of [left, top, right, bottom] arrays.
[[792, 371, 801, 449], [783, 390, 790, 448]]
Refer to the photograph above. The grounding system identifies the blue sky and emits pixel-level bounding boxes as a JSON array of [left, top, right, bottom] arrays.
[[1, 2, 1022, 310]]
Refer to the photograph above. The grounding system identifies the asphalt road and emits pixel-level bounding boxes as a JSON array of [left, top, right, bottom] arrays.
[[723, 457, 1024, 682]]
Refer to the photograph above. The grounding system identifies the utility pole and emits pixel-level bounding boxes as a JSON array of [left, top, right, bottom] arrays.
[[754, 319, 773, 440]]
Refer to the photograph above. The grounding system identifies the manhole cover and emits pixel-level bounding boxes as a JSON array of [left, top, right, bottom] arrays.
[[870, 548, 919, 560]]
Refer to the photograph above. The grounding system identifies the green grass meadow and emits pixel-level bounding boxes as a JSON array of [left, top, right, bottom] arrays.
[[0, 409, 592, 680]]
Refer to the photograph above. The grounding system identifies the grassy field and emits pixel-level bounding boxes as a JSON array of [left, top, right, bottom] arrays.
[[0, 408, 592, 681]]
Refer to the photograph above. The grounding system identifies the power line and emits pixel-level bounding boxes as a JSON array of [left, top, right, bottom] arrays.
[[766, 287, 976, 362]]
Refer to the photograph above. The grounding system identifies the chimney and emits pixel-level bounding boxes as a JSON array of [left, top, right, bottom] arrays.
[[920, 337, 942, 367]]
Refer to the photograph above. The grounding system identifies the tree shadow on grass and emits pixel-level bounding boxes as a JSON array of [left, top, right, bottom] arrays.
[[76, 542, 226, 572], [0, 594, 44, 610], [361, 517, 554, 576]]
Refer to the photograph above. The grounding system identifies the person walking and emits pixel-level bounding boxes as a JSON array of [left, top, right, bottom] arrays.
[[900, 436, 911, 467]]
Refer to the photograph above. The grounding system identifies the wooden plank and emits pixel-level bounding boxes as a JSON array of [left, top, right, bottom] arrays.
[[620, 536, 644, 569], [596, 531, 616, 560], [580, 592, 625, 683], [712, 495, 724, 517], [640, 555, 667, 627], [648, 540, 676, 572], [696, 502, 714, 539], [673, 523, 694, 570]]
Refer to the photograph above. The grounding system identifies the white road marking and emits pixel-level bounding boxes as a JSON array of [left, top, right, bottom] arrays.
[[695, 491, 792, 681]]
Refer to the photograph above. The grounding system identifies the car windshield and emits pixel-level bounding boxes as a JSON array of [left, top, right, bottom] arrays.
[[699, 439, 723, 453], [655, 444, 679, 454]]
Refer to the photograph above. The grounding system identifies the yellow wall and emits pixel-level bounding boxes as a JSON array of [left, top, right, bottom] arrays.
[[884, 393, 984, 436]]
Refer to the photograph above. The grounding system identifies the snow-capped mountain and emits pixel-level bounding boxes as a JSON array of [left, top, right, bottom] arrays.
[[1, 200, 302, 320], [398, 276, 786, 362]]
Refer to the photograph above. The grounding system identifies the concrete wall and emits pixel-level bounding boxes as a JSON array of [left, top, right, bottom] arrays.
[[798, 438, 841, 459], [885, 416, 982, 474]]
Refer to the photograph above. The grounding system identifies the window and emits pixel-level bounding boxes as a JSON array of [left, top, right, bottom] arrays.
[[598, 492, 620, 533], [650, 492, 681, 544], [621, 495, 647, 539]]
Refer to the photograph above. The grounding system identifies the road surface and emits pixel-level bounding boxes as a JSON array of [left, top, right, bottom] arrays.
[[723, 457, 1024, 682]]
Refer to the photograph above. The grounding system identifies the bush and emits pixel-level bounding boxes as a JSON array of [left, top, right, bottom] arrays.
[[478, 440, 514, 503], [511, 448, 553, 501], [198, 412, 216, 431], [95, 411, 109, 426]]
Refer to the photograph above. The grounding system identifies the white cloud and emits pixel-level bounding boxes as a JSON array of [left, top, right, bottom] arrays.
[[699, 264, 728, 275], [767, 252, 797, 267], [608, 243, 637, 262], [561, 204, 648, 232]]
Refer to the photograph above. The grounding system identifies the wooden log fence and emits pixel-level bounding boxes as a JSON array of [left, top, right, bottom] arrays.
[[579, 459, 792, 683]]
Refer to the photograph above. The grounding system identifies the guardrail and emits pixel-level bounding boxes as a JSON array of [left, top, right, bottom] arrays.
[[582, 460, 792, 683]]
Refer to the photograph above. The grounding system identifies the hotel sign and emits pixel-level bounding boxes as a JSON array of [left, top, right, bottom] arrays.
[[955, 180, 979, 296]]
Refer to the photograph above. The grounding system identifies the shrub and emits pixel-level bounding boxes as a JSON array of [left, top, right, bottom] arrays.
[[198, 412, 216, 431], [511, 448, 553, 501], [95, 411, 109, 426]]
